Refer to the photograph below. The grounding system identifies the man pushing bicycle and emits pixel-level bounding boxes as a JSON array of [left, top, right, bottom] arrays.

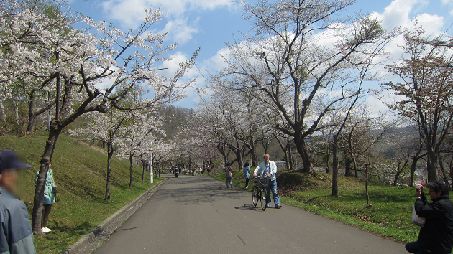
[[254, 154, 282, 209]]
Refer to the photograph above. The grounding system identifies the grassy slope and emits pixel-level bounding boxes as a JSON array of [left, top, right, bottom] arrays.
[[213, 169, 420, 243], [280, 173, 419, 243], [0, 135, 159, 254]]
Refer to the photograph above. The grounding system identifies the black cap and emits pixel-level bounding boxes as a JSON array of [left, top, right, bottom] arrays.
[[0, 150, 31, 173]]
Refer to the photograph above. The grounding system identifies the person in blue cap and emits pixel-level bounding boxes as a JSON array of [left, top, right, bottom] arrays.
[[0, 150, 36, 254]]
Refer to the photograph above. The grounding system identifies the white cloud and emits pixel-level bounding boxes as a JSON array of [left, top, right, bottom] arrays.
[[162, 18, 198, 44], [367, 0, 446, 71], [103, 0, 234, 18], [414, 13, 445, 35], [370, 0, 443, 32], [365, 89, 404, 118], [377, 0, 418, 30], [102, 0, 150, 27], [203, 47, 232, 72], [102, 0, 234, 45], [162, 52, 197, 79], [161, 52, 208, 107], [102, 0, 234, 26], [159, 52, 205, 107]]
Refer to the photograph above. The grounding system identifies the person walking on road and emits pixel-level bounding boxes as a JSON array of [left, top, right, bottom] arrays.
[[0, 150, 36, 254], [254, 154, 281, 209], [225, 166, 233, 189], [242, 162, 251, 189], [406, 180, 453, 254], [37, 162, 57, 234]]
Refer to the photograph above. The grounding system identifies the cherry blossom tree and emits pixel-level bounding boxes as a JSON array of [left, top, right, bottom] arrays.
[[386, 28, 453, 182], [1, 0, 197, 233], [219, 0, 387, 172], [0, 0, 62, 133], [118, 111, 165, 188], [70, 110, 132, 200]]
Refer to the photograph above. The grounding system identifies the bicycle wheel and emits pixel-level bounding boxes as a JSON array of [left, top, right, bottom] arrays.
[[262, 187, 268, 211], [252, 187, 258, 207], [257, 189, 264, 209]]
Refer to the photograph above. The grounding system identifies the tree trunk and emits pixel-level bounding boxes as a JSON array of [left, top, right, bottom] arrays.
[[26, 115, 36, 134], [105, 143, 114, 200], [352, 157, 358, 178], [295, 136, 311, 173], [275, 136, 291, 171], [262, 137, 270, 154], [31, 127, 61, 233], [347, 125, 358, 177], [365, 164, 370, 206], [331, 137, 339, 197], [13, 100, 21, 134], [128, 153, 134, 188], [426, 149, 438, 182], [325, 144, 330, 174], [438, 157, 450, 187], [250, 139, 258, 167], [449, 159, 453, 191], [223, 153, 228, 167], [393, 160, 408, 186], [283, 148, 289, 171], [235, 145, 243, 172], [410, 157, 417, 187], [26, 90, 36, 134], [0, 99, 5, 124], [27, 90, 53, 134], [46, 91, 51, 132], [344, 157, 353, 177], [158, 162, 161, 178], [149, 153, 154, 184], [141, 160, 146, 183], [287, 143, 294, 171]]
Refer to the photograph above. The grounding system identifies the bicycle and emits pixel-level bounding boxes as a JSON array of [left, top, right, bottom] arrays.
[[252, 177, 270, 211]]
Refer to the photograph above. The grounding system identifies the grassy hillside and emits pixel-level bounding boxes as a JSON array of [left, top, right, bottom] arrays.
[[279, 172, 420, 243], [0, 135, 158, 254], [213, 169, 421, 243]]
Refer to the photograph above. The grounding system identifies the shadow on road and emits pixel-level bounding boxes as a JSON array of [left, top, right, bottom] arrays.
[[153, 176, 245, 205], [234, 204, 264, 212]]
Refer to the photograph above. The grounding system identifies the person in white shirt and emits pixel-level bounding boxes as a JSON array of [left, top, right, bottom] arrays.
[[254, 154, 281, 209]]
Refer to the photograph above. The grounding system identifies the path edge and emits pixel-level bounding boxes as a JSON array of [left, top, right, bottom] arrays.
[[64, 180, 165, 254]]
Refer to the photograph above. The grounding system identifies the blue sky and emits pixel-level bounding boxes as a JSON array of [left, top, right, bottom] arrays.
[[69, 0, 453, 108]]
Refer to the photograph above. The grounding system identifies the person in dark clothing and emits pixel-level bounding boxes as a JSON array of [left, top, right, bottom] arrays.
[[242, 162, 251, 189], [406, 181, 453, 254]]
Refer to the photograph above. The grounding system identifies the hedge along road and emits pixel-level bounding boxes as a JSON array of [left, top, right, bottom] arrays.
[[95, 176, 404, 254]]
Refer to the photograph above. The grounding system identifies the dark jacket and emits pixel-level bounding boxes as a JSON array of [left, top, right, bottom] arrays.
[[415, 194, 453, 254]]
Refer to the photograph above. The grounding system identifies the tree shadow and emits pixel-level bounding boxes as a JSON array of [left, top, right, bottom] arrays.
[[337, 192, 411, 203], [120, 226, 138, 231], [153, 177, 246, 205], [50, 221, 94, 236]]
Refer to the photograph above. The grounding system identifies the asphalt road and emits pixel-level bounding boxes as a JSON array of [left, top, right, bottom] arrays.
[[95, 176, 405, 254]]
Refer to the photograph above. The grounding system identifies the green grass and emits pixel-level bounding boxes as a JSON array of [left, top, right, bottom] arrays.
[[0, 135, 160, 254], [282, 176, 419, 243], [212, 169, 420, 243]]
